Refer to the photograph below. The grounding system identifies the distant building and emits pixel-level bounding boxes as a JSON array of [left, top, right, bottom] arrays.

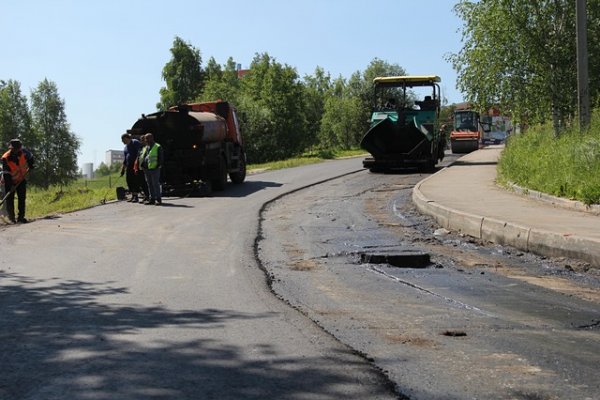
[[105, 150, 124, 166], [82, 163, 94, 179], [236, 63, 250, 79]]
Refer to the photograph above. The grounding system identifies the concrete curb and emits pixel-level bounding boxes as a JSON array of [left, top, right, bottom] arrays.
[[505, 182, 600, 215], [413, 176, 600, 267]]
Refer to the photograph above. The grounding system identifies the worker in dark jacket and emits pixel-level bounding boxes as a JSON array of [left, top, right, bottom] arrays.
[[1, 139, 34, 223], [120, 133, 144, 202], [140, 133, 164, 205], [133, 134, 149, 202]]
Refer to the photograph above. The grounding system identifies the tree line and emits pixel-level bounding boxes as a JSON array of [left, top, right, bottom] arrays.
[[0, 79, 79, 188], [157, 36, 406, 163], [449, 0, 600, 134]]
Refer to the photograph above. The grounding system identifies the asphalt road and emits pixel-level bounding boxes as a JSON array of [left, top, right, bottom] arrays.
[[258, 163, 600, 400], [0, 158, 397, 400], [2, 156, 599, 400]]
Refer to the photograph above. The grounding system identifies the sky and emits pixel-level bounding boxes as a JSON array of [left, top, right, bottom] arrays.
[[1, 0, 465, 169]]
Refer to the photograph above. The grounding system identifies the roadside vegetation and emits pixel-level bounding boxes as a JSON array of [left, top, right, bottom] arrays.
[[17, 148, 366, 220], [24, 173, 123, 219], [498, 110, 600, 205], [450, 0, 600, 205]]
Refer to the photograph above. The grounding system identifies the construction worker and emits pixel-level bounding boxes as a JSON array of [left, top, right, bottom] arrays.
[[133, 134, 149, 202], [120, 133, 143, 203], [140, 133, 163, 205], [1, 139, 34, 223]]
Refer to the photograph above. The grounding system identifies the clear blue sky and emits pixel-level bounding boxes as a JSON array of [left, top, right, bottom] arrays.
[[1, 0, 465, 168]]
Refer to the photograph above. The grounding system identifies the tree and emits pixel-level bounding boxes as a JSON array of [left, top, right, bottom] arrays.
[[157, 36, 204, 110], [94, 161, 120, 177], [347, 58, 407, 105], [303, 67, 332, 150], [319, 95, 364, 149], [30, 79, 80, 188], [0, 80, 35, 151], [238, 53, 307, 162], [449, 0, 600, 134], [200, 57, 241, 104], [318, 58, 406, 149]]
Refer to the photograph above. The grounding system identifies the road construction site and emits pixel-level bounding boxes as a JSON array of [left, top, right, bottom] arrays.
[[1, 150, 598, 399]]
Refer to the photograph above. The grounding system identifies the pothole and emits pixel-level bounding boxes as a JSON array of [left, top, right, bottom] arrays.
[[441, 330, 467, 337], [360, 249, 431, 268]]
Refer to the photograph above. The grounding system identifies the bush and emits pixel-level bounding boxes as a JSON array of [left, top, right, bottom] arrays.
[[498, 110, 600, 205]]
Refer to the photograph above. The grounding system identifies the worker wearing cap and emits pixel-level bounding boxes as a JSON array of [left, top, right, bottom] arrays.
[[1, 139, 34, 223], [120, 133, 144, 203]]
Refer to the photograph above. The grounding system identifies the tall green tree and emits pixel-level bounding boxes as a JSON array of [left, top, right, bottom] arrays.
[[347, 58, 407, 105], [303, 66, 332, 150], [318, 58, 406, 149], [319, 79, 365, 149], [200, 57, 241, 104], [0, 80, 35, 151], [30, 79, 80, 188], [157, 36, 204, 110], [449, 0, 600, 134], [238, 53, 307, 162]]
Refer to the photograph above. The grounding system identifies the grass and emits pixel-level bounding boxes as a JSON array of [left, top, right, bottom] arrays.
[[247, 148, 367, 171], [25, 172, 124, 219], [12, 148, 367, 220], [498, 110, 600, 205]]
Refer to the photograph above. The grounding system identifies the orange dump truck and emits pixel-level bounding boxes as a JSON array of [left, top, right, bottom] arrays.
[[128, 100, 246, 193]]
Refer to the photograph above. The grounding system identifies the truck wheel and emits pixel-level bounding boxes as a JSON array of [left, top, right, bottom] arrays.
[[368, 167, 384, 173], [229, 152, 246, 184], [212, 156, 227, 191]]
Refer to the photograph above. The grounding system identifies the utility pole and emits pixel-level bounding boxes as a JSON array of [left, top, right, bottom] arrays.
[[576, 0, 590, 129]]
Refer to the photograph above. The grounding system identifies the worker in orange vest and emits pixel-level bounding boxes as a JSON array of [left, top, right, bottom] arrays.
[[1, 139, 34, 223]]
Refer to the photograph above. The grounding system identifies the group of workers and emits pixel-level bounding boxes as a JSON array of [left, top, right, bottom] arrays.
[[120, 132, 164, 205], [0, 132, 163, 225]]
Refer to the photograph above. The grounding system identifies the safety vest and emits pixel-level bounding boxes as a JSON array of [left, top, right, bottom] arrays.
[[146, 143, 161, 169], [137, 146, 148, 171], [2, 150, 28, 184]]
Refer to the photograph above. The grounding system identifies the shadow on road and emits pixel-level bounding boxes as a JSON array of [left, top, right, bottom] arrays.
[[368, 167, 442, 176], [154, 202, 194, 208], [0, 271, 389, 399], [217, 180, 283, 198], [168, 180, 283, 200], [451, 160, 498, 166]]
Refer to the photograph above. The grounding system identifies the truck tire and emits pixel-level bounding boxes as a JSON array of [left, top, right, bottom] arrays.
[[211, 156, 227, 191], [229, 151, 246, 184], [368, 166, 385, 173]]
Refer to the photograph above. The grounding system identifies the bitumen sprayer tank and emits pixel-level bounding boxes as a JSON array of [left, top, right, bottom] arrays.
[[128, 101, 246, 193]]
